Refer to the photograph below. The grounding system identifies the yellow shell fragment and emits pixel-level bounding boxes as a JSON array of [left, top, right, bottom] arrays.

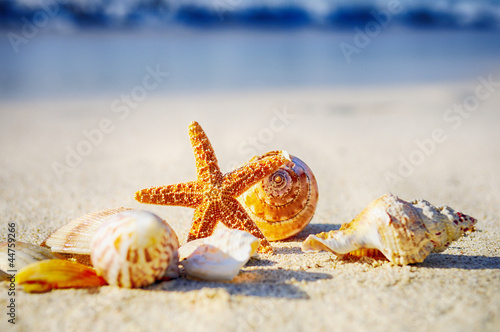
[[16, 259, 107, 293], [302, 194, 477, 265], [90, 210, 180, 288], [238, 151, 319, 241]]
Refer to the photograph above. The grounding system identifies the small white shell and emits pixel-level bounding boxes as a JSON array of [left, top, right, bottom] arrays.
[[0, 242, 61, 272], [90, 210, 179, 288], [179, 229, 259, 281]]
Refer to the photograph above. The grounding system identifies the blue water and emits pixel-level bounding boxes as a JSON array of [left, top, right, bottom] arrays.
[[1, 0, 500, 30], [1, 28, 500, 101]]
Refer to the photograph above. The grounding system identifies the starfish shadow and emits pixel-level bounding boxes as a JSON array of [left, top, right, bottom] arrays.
[[153, 269, 332, 299], [419, 253, 500, 270]]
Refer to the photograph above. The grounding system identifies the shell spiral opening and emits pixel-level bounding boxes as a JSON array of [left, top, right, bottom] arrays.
[[238, 151, 319, 241]]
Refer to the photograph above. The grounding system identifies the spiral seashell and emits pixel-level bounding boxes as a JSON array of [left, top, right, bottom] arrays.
[[90, 210, 180, 288], [0, 241, 62, 272], [237, 151, 319, 241], [178, 228, 259, 281], [302, 194, 477, 265]]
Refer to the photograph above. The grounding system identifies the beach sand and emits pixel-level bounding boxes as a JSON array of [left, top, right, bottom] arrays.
[[0, 81, 499, 331]]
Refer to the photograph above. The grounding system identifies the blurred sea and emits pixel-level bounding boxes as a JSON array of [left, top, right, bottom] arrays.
[[2, 0, 500, 29], [1, 0, 500, 100]]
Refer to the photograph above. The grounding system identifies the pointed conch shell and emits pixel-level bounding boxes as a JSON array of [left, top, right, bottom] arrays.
[[41, 207, 132, 257], [178, 229, 259, 281], [238, 151, 319, 241], [90, 210, 180, 288], [16, 259, 107, 293], [302, 194, 477, 265], [0, 241, 62, 272]]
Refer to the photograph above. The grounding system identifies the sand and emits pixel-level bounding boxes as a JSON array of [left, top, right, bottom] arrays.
[[0, 81, 499, 331]]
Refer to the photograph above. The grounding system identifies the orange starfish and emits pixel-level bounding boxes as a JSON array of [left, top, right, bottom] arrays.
[[134, 121, 289, 253]]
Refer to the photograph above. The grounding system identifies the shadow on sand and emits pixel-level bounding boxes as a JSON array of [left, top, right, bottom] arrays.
[[420, 253, 500, 270], [281, 223, 341, 242], [152, 268, 332, 300]]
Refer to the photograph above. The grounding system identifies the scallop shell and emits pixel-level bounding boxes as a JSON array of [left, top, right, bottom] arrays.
[[90, 210, 180, 288], [16, 259, 107, 293], [41, 207, 131, 256], [301, 193, 477, 265], [0, 241, 62, 272], [238, 151, 319, 241], [178, 228, 259, 281]]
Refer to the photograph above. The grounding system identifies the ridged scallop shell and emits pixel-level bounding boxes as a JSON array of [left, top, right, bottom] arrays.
[[302, 193, 477, 265], [90, 210, 180, 288], [41, 207, 131, 256], [238, 151, 319, 241], [16, 259, 107, 293], [178, 229, 259, 281], [0, 241, 62, 272]]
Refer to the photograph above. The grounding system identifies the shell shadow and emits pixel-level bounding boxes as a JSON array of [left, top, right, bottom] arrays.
[[246, 257, 276, 266], [272, 245, 304, 255], [153, 269, 332, 299], [420, 253, 500, 270], [284, 223, 341, 242]]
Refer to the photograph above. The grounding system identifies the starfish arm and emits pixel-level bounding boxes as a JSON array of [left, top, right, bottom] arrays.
[[134, 181, 203, 208], [219, 197, 273, 253], [189, 121, 223, 184], [222, 152, 288, 197], [187, 201, 220, 241]]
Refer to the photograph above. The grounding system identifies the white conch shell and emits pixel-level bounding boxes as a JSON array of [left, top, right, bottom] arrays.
[[0, 242, 62, 272], [238, 151, 319, 241], [42, 207, 131, 255], [179, 229, 259, 281], [90, 210, 180, 288], [302, 194, 477, 265]]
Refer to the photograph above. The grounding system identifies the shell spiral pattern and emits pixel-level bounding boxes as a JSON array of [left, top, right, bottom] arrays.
[[238, 151, 319, 241], [302, 194, 476, 265], [90, 210, 179, 288]]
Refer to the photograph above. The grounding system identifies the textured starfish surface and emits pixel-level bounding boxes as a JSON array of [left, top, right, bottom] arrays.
[[134, 121, 289, 253]]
